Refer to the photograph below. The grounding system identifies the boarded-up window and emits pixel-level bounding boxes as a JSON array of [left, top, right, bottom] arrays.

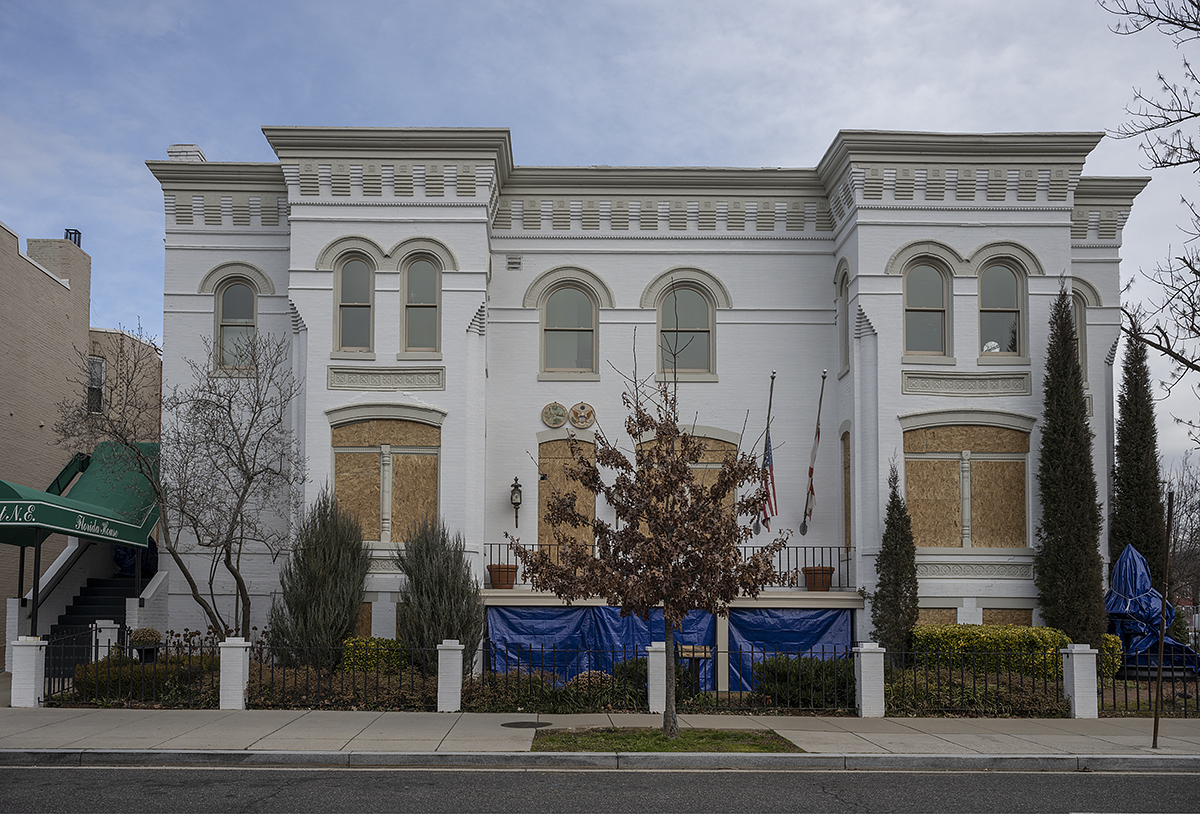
[[904, 424, 1028, 549], [906, 459, 962, 547], [539, 439, 595, 559], [917, 608, 957, 626], [332, 418, 440, 544], [982, 608, 1033, 626]]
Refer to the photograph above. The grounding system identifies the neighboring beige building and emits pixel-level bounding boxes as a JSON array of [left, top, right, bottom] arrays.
[[0, 221, 161, 663]]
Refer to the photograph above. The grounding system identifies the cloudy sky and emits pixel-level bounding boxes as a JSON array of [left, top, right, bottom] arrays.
[[2, 0, 1196, 463]]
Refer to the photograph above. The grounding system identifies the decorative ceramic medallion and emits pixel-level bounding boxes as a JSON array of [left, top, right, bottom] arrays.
[[568, 402, 595, 429], [541, 402, 567, 428]]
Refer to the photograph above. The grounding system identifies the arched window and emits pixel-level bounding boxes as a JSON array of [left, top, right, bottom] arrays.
[[660, 284, 713, 374], [979, 264, 1021, 355], [338, 256, 373, 351], [217, 279, 256, 367], [1072, 292, 1088, 384], [404, 256, 440, 353], [837, 273, 851, 373], [904, 263, 948, 356], [543, 284, 596, 374]]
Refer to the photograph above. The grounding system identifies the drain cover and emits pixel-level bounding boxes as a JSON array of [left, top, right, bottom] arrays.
[[501, 721, 551, 729]]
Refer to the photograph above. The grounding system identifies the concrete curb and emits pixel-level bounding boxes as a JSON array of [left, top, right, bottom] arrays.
[[1, 749, 1198, 772]]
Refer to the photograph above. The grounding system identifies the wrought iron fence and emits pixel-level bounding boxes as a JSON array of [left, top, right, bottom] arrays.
[[885, 649, 1066, 717], [246, 639, 439, 710], [484, 542, 853, 590], [1098, 664, 1200, 717], [473, 641, 854, 714], [44, 627, 220, 708]]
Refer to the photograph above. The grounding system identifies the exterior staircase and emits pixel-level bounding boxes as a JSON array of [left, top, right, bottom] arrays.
[[46, 576, 148, 679]]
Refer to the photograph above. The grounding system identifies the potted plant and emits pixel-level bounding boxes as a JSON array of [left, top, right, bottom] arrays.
[[129, 627, 162, 663], [801, 566, 835, 592], [486, 563, 518, 589]]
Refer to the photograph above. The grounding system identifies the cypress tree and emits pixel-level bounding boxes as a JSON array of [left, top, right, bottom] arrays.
[[267, 486, 370, 660], [1034, 289, 1106, 647], [394, 516, 485, 674], [1110, 323, 1168, 587], [871, 462, 919, 660]]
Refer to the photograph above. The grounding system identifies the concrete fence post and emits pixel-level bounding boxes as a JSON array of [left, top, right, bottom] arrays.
[[219, 637, 251, 711], [11, 636, 47, 708], [853, 641, 886, 718], [646, 641, 666, 714], [93, 620, 120, 661], [1060, 643, 1098, 719], [437, 639, 465, 712]]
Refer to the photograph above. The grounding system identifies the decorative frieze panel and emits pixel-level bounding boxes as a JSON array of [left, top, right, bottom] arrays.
[[164, 193, 287, 228], [854, 164, 1080, 206], [327, 366, 446, 392], [901, 371, 1032, 397], [917, 561, 1034, 580]]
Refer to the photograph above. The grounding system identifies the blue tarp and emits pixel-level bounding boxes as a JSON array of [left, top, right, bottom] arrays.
[[485, 605, 852, 691], [1105, 545, 1200, 673], [727, 608, 853, 690]]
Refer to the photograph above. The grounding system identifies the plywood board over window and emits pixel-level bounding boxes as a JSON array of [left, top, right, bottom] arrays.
[[906, 459, 961, 547], [903, 426, 1028, 455], [539, 439, 596, 560], [982, 608, 1033, 626], [334, 451, 382, 540], [392, 452, 439, 542], [332, 419, 440, 449], [970, 460, 1026, 547], [918, 608, 957, 626]]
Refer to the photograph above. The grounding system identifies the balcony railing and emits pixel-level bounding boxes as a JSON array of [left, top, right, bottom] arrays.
[[484, 542, 853, 591]]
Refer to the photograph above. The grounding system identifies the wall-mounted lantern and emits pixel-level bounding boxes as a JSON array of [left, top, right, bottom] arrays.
[[510, 476, 523, 528]]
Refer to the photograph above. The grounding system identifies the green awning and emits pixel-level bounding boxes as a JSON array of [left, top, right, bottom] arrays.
[[0, 442, 160, 549]]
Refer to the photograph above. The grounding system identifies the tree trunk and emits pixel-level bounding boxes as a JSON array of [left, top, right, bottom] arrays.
[[663, 616, 679, 738]]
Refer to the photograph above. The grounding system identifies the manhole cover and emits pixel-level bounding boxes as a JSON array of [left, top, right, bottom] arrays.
[[501, 721, 550, 729]]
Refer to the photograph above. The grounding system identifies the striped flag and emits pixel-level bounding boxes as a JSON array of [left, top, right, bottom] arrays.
[[799, 370, 828, 536], [761, 428, 778, 530]]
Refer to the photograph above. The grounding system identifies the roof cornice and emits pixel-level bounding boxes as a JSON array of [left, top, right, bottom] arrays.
[[504, 165, 825, 196], [146, 162, 286, 190], [1074, 175, 1152, 204], [260, 126, 514, 185], [816, 130, 1106, 188]]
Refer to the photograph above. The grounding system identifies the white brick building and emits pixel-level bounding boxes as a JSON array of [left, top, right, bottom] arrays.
[[148, 128, 1147, 644]]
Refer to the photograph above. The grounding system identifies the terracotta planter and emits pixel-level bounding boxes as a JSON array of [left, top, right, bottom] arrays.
[[802, 566, 834, 592], [487, 563, 517, 589]]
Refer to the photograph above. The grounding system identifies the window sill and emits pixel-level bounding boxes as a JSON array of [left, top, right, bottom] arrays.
[[655, 371, 719, 383], [331, 351, 376, 361], [901, 355, 957, 366], [396, 351, 443, 361], [539, 371, 601, 382], [976, 355, 1030, 366]]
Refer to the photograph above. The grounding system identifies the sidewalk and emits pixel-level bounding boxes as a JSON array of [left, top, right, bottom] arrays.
[[1, 696, 1198, 771]]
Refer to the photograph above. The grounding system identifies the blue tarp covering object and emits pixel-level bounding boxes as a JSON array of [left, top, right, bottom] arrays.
[[485, 606, 852, 691], [1105, 545, 1200, 673], [727, 608, 853, 691]]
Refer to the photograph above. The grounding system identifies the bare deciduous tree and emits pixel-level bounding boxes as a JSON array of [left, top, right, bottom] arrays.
[[508, 374, 788, 738], [57, 328, 305, 639], [1104, 0, 1200, 443]]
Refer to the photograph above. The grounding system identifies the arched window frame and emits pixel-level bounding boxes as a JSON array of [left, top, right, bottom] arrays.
[[539, 282, 600, 381], [837, 270, 851, 376], [977, 262, 1028, 363], [334, 253, 375, 357], [399, 252, 442, 359], [215, 277, 258, 370], [903, 261, 953, 362], [656, 282, 717, 382], [1072, 291, 1089, 388]]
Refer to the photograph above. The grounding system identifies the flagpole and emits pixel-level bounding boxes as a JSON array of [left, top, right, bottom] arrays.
[[761, 370, 777, 531], [799, 369, 828, 536]]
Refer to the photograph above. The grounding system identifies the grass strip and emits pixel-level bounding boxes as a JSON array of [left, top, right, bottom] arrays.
[[533, 726, 802, 753]]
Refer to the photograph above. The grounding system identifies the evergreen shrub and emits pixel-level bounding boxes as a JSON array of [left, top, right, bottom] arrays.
[[338, 637, 409, 674], [752, 654, 855, 709]]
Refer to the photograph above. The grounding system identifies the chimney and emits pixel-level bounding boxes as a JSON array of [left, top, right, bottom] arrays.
[[166, 144, 207, 162]]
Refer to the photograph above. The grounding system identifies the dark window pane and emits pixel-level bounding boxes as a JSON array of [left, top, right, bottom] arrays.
[[546, 330, 593, 370], [906, 265, 943, 308], [341, 259, 371, 304], [980, 311, 1019, 353], [407, 260, 437, 304], [341, 305, 370, 348], [661, 330, 709, 371], [905, 312, 944, 353], [661, 288, 708, 330], [980, 266, 1018, 309], [221, 283, 254, 322], [221, 325, 255, 366], [406, 306, 437, 350], [546, 287, 593, 328]]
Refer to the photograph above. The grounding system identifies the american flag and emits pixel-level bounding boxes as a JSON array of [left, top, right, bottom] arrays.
[[761, 427, 778, 530], [801, 424, 819, 528]]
